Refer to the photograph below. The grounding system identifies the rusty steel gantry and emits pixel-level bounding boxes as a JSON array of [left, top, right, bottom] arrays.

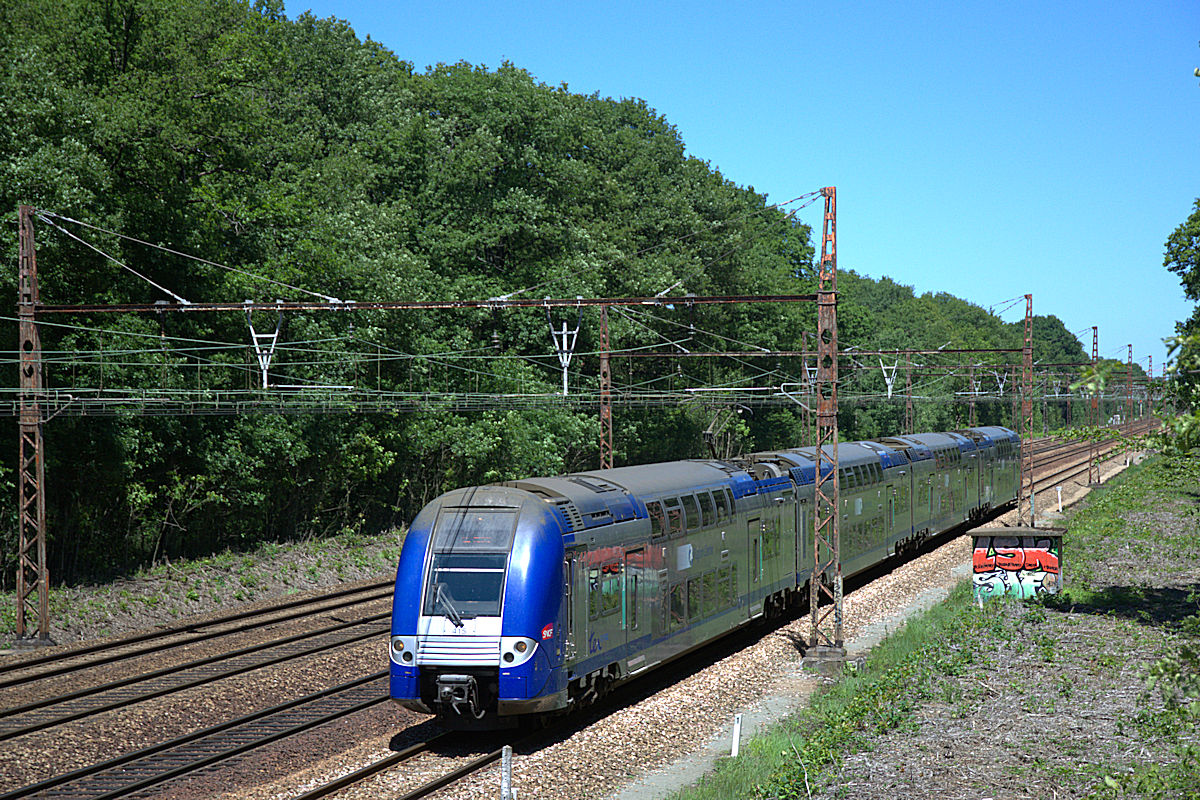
[[16, 205, 50, 645], [1088, 326, 1100, 485], [1127, 344, 1134, 427], [1018, 294, 1034, 527], [809, 186, 842, 652]]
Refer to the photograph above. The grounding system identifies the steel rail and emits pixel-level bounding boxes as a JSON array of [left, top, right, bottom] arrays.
[[0, 613, 387, 741], [0, 583, 393, 690], [0, 578, 392, 678], [0, 672, 393, 800], [291, 734, 461, 800]]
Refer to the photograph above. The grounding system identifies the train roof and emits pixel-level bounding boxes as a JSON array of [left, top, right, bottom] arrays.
[[970, 425, 1019, 444], [485, 426, 1020, 535], [501, 460, 752, 533]]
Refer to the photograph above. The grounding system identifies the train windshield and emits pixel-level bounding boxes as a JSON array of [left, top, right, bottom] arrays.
[[424, 509, 516, 618]]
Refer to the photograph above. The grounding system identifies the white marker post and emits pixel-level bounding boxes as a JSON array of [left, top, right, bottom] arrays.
[[732, 713, 743, 758], [501, 745, 513, 800], [1056, 486, 1063, 514]]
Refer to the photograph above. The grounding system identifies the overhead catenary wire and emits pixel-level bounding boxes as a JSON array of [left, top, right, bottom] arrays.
[[491, 191, 823, 303], [37, 211, 343, 304], [35, 213, 192, 305]]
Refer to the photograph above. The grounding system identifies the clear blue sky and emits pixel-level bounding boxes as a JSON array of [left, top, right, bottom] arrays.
[[285, 0, 1199, 373]]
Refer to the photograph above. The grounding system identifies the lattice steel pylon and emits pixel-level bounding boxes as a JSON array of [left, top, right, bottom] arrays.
[[1018, 294, 1034, 527], [1126, 344, 1133, 428], [599, 305, 613, 470], [16, 206, 50, 645], [968, 363, 977, 428], [809, 186, 842, 652], [1088, 327, 1100, 484], [904, 352, 913, 435]]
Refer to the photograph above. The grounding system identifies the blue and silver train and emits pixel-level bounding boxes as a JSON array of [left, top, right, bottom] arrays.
[[389, 426, 1020, 727]]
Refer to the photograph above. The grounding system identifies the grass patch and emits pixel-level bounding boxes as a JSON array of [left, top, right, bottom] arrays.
[[670, 583, 1004, 800], [0, 526, 406, 643]]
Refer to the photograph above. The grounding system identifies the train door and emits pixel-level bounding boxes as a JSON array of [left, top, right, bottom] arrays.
[[795, 498, 807, 579], [623, 547, 644, 646], [747, 515, 763, 617], [886, 486, 896, 556], [778, 490, 796, 587], [983, 453, 994, 507], [564, 547, 585, 662]]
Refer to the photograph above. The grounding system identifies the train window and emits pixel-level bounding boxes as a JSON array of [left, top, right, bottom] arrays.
[[702, 572, 717, 617], [669, 584, 685, 631], [717, 566, 733, 608], [588, 568, 601, 619], [664, 498, 684, 537], [763, 519, 780, 559], [697, 492, 716, 528], [724, 488, 736, 515], [628, 571, 638, 631], [681, 495, 700, 532], [713, 489, 729, 521], [432, 509, 517, 552], [601, 562, 622, 617], [425, 552, 508, 618], [752, 537, 761, 583], [647, 501, 666, 540], [687, 577, 702, 620]]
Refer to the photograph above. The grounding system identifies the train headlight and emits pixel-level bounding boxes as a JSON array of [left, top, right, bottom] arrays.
[[499, 636, 537, 668], [390, 635, 417, 665]]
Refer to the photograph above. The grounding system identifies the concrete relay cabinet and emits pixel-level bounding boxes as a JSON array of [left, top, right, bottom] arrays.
[[972, 527, 1064, 600]]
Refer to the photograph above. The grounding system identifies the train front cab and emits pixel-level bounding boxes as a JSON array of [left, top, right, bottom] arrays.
[[389, 486, 568, 728]]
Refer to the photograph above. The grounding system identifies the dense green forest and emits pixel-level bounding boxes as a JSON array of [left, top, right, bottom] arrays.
[[0, 0, 1115, 585]]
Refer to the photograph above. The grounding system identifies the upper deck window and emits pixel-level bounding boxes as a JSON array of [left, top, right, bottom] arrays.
[[664, 498, 684, 537], [697, 492, 716, 528], [431, 509, 517, 552], [713, 489, 730, 520], [424, 508, 516, 619], [647, 500, 667, 539], [681, 495, 701, 532]]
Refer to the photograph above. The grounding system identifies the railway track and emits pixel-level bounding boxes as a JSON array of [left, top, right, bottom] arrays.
[[1028, 420, 1155, 503], [0, 612, 388, 742], [0, 424, 1155, 800], [0, 579, 394, 688], [0, 674, 399, 800]]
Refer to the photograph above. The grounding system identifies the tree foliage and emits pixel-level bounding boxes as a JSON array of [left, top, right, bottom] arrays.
[[0, 0, 1092, 584]]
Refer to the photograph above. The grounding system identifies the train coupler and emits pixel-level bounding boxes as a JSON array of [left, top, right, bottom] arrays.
[[437, 674, 487, 719]]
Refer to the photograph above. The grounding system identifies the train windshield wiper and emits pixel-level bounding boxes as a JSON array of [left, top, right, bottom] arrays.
[[435, 582, 465, 628]]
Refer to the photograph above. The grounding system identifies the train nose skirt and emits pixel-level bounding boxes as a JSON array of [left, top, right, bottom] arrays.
[[418, 634, 502, 666]]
